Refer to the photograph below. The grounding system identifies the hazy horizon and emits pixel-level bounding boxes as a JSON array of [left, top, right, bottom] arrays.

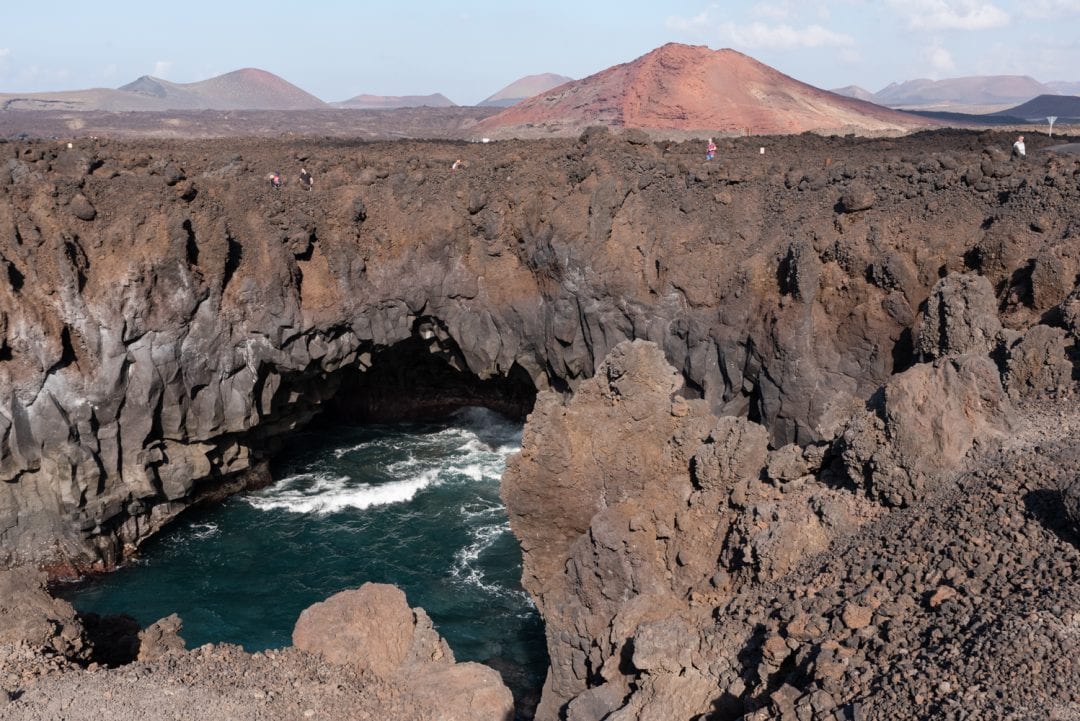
[[2, 1, 1078, 105]]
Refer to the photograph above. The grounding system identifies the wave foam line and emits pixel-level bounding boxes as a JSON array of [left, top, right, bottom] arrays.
[[246, 470, 438, 515]]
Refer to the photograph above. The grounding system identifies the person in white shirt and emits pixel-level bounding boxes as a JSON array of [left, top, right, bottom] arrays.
[[1012, 135, 1026, 159]]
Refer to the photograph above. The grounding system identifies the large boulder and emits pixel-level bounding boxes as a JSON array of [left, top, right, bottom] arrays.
[[1004, 324, 1075, 399], [836, 354, 1014, 507], [292, 583, 452, 677], [916, 273, 1001, 360], [292, 583, 513, 721]]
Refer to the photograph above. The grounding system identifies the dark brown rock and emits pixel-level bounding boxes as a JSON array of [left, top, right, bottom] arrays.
[[837, 355, 1014, 507], [69, 193, 96, 221], [916, 273, 1001, 360], [1005, 324, 1074, 399], [839, 183, 875, 212]]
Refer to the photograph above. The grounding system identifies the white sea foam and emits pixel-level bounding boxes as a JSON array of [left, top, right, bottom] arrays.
[[246, 470, 438, 514], [450, 519, 525, 599], [190, 522, 220, 540]]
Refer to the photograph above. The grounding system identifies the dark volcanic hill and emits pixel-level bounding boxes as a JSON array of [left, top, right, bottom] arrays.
[[475, 43, 931, 137], [993, 93, 1080, 121], [478, 73, 574, 107], [333, 93, 456, 109], [0, 68, 327, 112]]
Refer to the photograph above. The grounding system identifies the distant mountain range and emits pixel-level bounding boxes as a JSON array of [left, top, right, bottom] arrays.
[[0, 68, 326, 112], [832, 75, 1080, 114], [478, 74, 574, 108], [0, 68, 569, 112], [3, 57, 1076, 134], [477, 43, 931, 138], [333, 93, 455, 110]]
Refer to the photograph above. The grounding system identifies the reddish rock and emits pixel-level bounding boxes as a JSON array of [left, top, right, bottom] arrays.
[[292, 583, 452, 677]]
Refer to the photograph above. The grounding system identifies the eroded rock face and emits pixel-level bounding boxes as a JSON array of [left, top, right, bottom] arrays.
[[503, 341, 875, 718], [503, 330, 1065, 719]]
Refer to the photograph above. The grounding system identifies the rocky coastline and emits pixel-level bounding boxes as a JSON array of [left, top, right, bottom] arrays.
[[2, 129, 1079, 719]]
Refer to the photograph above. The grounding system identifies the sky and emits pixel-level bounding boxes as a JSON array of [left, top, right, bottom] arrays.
[[1, 1, 1079, 104]]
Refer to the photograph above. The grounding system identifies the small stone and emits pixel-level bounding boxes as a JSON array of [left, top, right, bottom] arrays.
[[303, 710, 316, 718], [70, 193, 96, 221], [842, 603, 873, 630], [929, 585, 958, 608], [763, 634, 789, 664]]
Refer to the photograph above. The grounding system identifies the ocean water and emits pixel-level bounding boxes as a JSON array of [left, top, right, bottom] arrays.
[[64, 408, 547, 703]]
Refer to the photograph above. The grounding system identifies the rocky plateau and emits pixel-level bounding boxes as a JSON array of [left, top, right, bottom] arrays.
[[1, 127, 1080, 719]]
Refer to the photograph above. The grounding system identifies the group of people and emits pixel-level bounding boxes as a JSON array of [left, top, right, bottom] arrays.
[[268, 168, 314, 190]]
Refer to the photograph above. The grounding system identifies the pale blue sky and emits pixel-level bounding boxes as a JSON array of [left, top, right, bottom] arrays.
[[1, 1, 1078, 104]]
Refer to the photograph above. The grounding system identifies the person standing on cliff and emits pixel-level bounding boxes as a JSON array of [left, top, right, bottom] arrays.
[[299, 167, 313, 190], [1012, 135, 1026, 159], [706, 138, 717, 161]]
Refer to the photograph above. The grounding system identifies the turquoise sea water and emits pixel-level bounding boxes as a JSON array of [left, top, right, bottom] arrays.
[[63, 408, 546, 704]]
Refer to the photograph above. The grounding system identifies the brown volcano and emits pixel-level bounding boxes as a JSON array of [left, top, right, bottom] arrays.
[[476, 43, 932, 137]]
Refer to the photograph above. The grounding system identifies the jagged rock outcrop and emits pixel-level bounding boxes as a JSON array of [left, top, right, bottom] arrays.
[[505, 337, 1077, 720], [0, 567, 88, 661], [503, 341, 877, 719]]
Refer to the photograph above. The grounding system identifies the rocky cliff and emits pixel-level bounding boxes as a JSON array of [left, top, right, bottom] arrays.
[[2, 130, 1079, 574]]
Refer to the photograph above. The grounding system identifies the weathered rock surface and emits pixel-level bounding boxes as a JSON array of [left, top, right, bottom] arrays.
[[916, 272, 1001, 360]]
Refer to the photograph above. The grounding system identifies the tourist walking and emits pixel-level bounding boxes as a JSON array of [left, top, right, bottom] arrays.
[[299, 167, 313, 190], [706, 138, 717, 161]]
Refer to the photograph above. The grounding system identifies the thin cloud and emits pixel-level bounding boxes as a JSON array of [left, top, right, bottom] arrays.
[[885, 0, 1010, 31], [1021, 0, 1080, 18], [717, 21, 855, 49], [153, 60, 173, 79], [666, 11, 712, 33], [924, 42, 956, 73], [750, 2, 792, 20]]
